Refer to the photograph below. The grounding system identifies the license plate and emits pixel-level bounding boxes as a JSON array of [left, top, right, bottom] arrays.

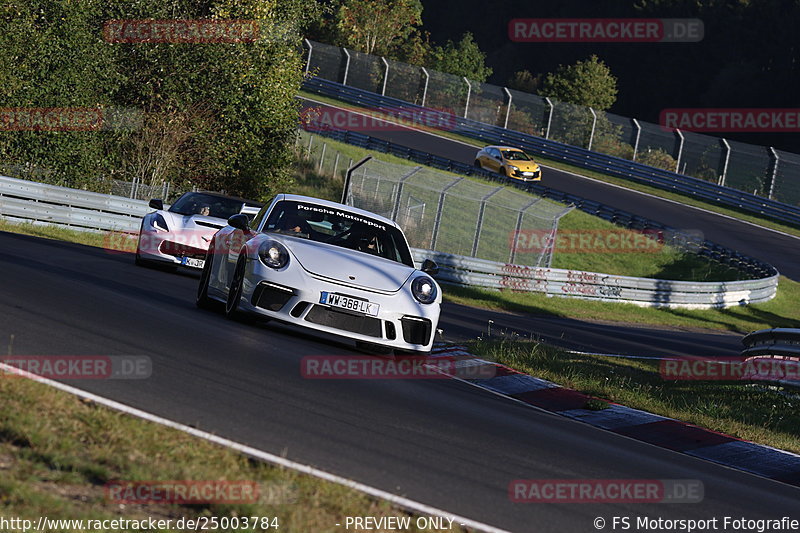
[[319, 292, 380, 317], [522, 171, 534, 176], [182, 257, 205, 269]]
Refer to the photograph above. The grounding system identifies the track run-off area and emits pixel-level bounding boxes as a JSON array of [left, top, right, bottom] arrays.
[[2, 100, 799, 532]]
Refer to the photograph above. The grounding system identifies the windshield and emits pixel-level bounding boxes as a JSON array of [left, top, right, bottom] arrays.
[[168, 192, 259, 220], [502, 150, 532, 161], [263, 200, 414, 267]]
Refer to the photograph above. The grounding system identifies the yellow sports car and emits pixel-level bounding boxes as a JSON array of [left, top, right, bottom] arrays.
[[474, 146, 542, 181]]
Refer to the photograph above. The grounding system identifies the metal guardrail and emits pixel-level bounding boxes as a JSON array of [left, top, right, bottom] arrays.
[[302, 77, 800, 228], [302, 125, 779, 281], [0, 173, 779, 309], [742, 329, 800, 358], [0, 175, 149, 232], [740, 328, 800, 387], [411, 248, 778, 309]]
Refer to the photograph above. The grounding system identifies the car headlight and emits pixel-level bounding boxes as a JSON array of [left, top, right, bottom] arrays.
[[510, 165, 519, 171], [152, 213, 169, 231], [411, 276, 437, 304], [258, 240, 289, 269]]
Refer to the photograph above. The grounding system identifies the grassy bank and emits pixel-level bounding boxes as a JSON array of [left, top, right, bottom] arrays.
[[0, 372, 465, 532], [299, 90, 800, 239], [470, 339, 800, 454]]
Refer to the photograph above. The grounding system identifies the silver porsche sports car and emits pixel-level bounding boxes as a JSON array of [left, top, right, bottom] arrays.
[[196, 194, 442, 354], [135, 191, 262, 270]]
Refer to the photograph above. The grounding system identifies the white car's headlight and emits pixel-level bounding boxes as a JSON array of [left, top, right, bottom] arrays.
[[152, 213, 169, 231], [411, 276, 437, 304], [258, 240, 289, 269]]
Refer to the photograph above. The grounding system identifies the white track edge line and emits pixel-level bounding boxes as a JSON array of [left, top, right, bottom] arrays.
[[0, 362, 510, 533], [298, 95, 800, 242]]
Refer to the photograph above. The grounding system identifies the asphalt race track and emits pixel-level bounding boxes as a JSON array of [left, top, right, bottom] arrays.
[[1, 231, 798, 532], [299, 97, 800, 282]]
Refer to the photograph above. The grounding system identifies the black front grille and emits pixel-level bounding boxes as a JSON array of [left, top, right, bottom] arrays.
[[305, 305, 382, 338], [160, 241, 206, 258], [400, 316, 432, 345], [290, 301, 309, 318], [252, 282, 293, 311], [385, 321, 396, 340]]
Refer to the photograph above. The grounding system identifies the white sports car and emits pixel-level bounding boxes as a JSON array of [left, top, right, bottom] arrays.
[[135, 191, 262, 270], [196, 194, 442, 354]]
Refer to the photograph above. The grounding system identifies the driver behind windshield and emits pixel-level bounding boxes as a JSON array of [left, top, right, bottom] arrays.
[[502, 150, 531, 161], [275, 207, 311, 236]]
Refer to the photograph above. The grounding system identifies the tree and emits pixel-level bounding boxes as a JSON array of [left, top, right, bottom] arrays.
[[508, 70, 541, 93], [426, 32, 492, 83], [0, 0, 315, 200], [395, 29, 433, 66], [335, 0, 423, 56], [540, 55, 618, 111]]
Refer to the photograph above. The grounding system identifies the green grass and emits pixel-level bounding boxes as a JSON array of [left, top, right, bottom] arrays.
[[0, 219, 112, 248], [299, 90, 800, 239], [471, 338, 800, 454], [0, 375, 465, 532]]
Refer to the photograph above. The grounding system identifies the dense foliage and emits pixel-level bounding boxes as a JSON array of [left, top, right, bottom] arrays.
[[0, 0, 317, 199]]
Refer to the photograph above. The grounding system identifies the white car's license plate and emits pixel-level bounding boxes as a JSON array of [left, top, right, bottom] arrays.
[[320, 292, 380, 317], [182, 257, 205, 269]]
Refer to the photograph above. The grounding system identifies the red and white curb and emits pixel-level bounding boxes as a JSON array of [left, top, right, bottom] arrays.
[[429, 344, 800, 488]]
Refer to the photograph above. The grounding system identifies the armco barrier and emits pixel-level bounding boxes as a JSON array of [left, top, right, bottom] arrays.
[[0, 175, 149, 232], [301, 125, 779, 281], [740, 328, 800, 387], [411, 249, 778, 309], [742, 329, 800, 358], [302, 77, 800, 228], [0, 173, 779, 308]]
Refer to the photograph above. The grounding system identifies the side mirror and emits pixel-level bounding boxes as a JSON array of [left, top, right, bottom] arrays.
[[228, 213, 250, 231], [149, 199, 164, 210], [421, 259, 439, 276]]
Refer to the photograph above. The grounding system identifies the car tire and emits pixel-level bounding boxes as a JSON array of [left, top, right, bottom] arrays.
[[225, 253, 249, 321], [499, 167, 507, 177], [474, 160, 482, 169], [196, 245, 219, 311], [134, 225, 148, 267]]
